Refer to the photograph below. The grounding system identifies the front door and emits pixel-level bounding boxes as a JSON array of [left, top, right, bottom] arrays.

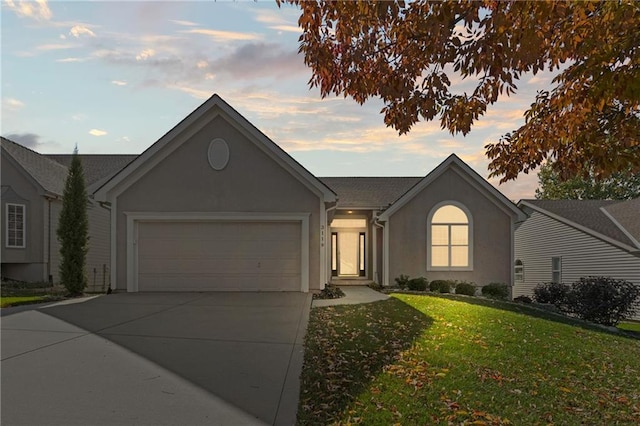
[[338, 231, 359, 276], [330, 217, 367, 278]]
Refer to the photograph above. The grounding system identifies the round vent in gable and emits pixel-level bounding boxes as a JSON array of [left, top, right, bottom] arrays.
[[208, 138, 230, 171]]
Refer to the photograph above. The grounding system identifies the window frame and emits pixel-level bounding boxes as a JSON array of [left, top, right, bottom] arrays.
[[551, 256, 562, 283], [515, 259, 524, 282], [6, 203, 26, 249], [427, 201, 473, 271]]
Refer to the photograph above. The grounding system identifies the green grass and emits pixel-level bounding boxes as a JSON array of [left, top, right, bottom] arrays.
[[298, 294, 640, 425], [619, 321, 640, 332], [0, 295, 49, 308]]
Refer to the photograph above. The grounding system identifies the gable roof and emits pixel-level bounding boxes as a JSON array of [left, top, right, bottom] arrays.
[[519, 199, 640, 252], [47, 154, 137, 188], [602, 198, 640, 247], [320, 177, 421, 209], [378, 154, 526, 221], [94, 94, 336, 202], [1, 137, 69, 196]]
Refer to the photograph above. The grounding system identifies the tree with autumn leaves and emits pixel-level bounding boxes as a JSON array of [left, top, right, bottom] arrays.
[[279, 0, 639, 183]]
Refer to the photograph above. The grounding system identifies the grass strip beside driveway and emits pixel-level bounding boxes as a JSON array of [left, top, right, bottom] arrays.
[[298, 294, 640, 425], [1, 296, 49, 308]]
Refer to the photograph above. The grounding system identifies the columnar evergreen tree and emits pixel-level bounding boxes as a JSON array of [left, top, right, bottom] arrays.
[[57, 147, 89, 295]]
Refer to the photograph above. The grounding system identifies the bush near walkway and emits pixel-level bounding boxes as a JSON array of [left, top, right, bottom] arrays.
[[298, 294, 640, 425]]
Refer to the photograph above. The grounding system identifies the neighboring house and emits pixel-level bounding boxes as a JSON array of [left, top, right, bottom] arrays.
[[94, 94, 525, 293], [1, 137, 135, 290], [514, 199, 640, 320]]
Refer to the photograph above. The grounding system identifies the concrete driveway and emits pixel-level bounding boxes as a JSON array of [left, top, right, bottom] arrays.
[[1, 292, 311, 426]]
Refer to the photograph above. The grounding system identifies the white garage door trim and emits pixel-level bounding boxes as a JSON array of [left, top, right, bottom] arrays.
[[124, 212, 310, 293]]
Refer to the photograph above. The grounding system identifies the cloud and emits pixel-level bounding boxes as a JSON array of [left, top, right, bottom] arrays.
[[4, 0, 52, 21], [253, 8, 300, 33], [209, 42, 305, 79], [2, 97, 25, 111], [170, 19, 198, 27], [135, 48, 156, 61], [56, 57, 85, 63], [268, 25, 301, 33], [4, 133, 43, 149], [71, 113, 87, 121], [89, 129, 107, 136], [69, 25, 95, 38], [36, 43, 77, 51], [182, 28, 260, 42], [111, 80, 127, 86]]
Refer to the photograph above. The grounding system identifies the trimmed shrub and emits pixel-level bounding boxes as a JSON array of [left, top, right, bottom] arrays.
[[313, 284, 345, 300], [533, 282, 569, 305], [429, 279, 452, 293], [429, 280, 451, 293], [407, 277, 428, 291], [394, 274, 410, 289], [513, 295, 533, 304], [564, 276, 640, 326], [482, 282, 509, 300], [455, 281, 476, 296]]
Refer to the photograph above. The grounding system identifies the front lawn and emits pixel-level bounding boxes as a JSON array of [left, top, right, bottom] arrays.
[[0, 295, 49, 308], [619, 321, 640, 332], [298, 294, 640, 425]]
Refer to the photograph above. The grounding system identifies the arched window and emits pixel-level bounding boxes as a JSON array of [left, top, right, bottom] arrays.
[[428, 203, 472, 270], [515, 259, 524, 281]]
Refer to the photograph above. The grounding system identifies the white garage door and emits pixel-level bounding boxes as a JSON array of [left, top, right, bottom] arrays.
[[137, 221, 302, 291]]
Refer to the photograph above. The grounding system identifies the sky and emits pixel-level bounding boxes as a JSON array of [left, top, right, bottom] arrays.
[[1, 0, 558, 201]]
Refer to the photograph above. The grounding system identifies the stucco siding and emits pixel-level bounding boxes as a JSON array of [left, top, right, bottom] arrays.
[[113, 114, 322, 291], [514, 212, 640, 300], [388, 166, 513, 287]]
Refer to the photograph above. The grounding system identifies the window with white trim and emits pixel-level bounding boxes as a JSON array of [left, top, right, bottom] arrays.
[[515, 259, 524, 282], [428, 203, 471, 270], [6, 203, 26, 248], [551, 257, 562, 283]]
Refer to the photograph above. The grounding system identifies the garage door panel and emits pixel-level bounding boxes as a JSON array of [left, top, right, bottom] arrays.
[[137, 221, 302, 291]]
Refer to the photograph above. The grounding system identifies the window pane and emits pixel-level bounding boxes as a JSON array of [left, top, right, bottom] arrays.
[[451, 247, 468, 267], [450, 225, 468, 245], [552, 257, 561, 271], [331, 234, 337, 270], [431, 225, 449, 245], [330, 219, 367, 228], [431, 246, 449, 267], [432, 205, 467, 224], [359, 234, 365, 270]]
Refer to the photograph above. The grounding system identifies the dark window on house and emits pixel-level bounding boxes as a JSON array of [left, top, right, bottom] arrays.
[[551, 257, 562, 283], [6, 203, 26, 248]]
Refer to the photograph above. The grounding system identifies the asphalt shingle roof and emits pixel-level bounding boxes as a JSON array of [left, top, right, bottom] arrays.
[[47, 154, 137, 187], [320, 177, 421, 209], [1, 137, 69, 196], [602, 198, 640, 245], [522, 199, 638, 248]]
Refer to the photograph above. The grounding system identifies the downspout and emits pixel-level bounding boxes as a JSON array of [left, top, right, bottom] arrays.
[[44, 194, 60, 284], [372, 213, 385, 286], [323, 203, 338, 288], [47, 197, 52, 283]]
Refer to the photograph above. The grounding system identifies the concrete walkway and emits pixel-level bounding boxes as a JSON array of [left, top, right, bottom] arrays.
[[1, 292, 311, 426], [312, 285, 389, 307]]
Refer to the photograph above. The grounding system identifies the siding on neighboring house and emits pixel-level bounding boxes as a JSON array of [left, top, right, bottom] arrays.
[[514, 210, 640, 320], [85, 201, 111, 291]]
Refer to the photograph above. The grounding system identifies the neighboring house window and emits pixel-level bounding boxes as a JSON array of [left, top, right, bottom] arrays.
[[551, 257, 562, 283], [428, 203, 472, 270], [6, 203, 26, 248], [515, 259, 524, 282]]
